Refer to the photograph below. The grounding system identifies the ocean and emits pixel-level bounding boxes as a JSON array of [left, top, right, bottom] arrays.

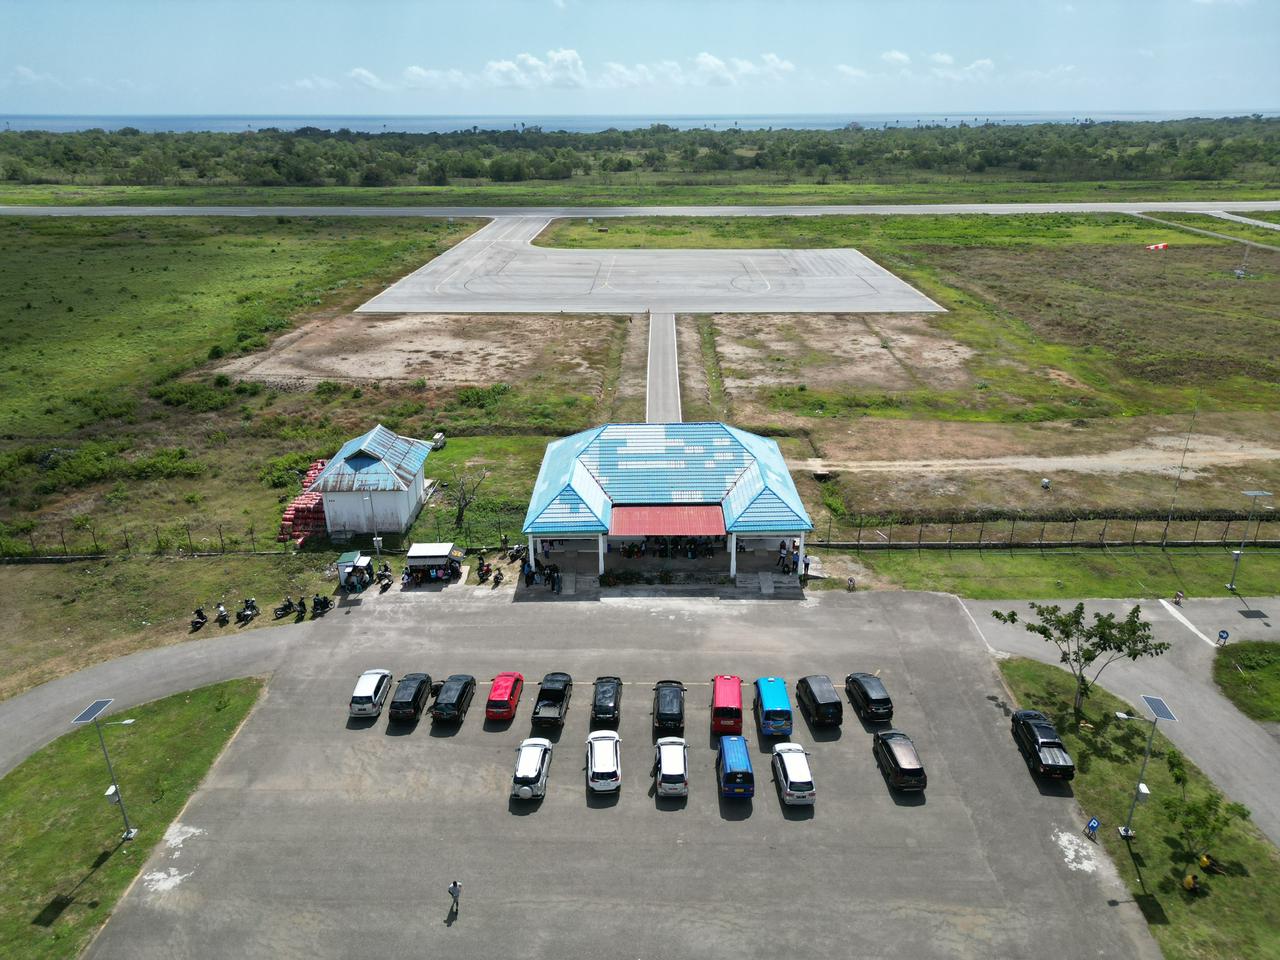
[[1, 111, 1273, 135]]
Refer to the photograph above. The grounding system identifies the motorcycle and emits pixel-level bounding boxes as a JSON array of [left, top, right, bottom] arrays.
[[477, 561, 493, 583], [492, 569, 505, 588], [296, 596, 307, 617], [236, 598, 259, 624], [215, 603, 230, 626], [273, 597, 297, 619], [190, 607, 208, 631], [507, 544, 527, 563], [312, 594, 333, 616]]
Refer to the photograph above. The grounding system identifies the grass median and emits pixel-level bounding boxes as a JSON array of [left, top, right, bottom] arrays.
[[859, 546, 1280, 600], [1213, 641, 1280, 722], [0, 678, 263, 960], [999, 658, 1280, 960]]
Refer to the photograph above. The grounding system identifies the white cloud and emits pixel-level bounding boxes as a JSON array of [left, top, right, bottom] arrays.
[[693, 52, 736, 86], [290, 74, 339, 91], [761, 52, 796, 78], [930, 57, 995, 82], [1017, 63, 1079, 83], [835, 64, 869, 80], [929, 52, 954, 65], [347, 67, 390, 90], [6, 65, 66, 88], [881, 49, 911, 66], [599, 62, 656, 88], [483, 48, 586, 88], [402, 65, 468, 89]]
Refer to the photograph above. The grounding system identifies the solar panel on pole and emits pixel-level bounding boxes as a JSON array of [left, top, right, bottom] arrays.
[[71, 699, 114, 725], [1141, 695, 1177, 723]]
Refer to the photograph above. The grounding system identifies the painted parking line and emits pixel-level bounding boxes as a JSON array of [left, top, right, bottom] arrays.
[[1158, 598, 1219, 647]]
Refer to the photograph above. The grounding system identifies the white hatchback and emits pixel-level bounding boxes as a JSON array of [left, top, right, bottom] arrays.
[[771, 742, 816, 805], [349, 669, 393, 717], [511, 738, 553, 800], [585, 730, 622, 792], [654, 737, 689, 798]]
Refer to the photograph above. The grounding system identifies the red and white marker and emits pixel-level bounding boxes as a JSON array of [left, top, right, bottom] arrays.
[[1145, 242, 1169, 250]]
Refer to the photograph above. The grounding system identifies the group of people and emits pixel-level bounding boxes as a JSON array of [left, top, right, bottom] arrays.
[[521, 557, 563, 593], [776, 539, 808, 578], [617, 536, 721, 560]]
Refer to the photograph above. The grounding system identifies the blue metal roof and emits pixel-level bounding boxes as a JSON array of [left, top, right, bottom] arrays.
[[311, 424, 432, 493], [523, 422, 811, 535]]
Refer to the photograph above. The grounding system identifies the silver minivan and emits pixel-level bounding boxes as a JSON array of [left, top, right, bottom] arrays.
[[349, 669, 393, 717], [654, 737, 689, 798]]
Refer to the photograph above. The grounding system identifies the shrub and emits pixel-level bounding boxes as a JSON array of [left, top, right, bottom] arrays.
[[148, 380, 234, 412]]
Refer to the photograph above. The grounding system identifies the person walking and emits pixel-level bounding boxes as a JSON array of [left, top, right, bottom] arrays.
[[448, 879, 462, 914], [777, 540, 787, 568]]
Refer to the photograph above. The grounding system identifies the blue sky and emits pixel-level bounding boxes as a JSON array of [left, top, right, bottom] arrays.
[[1, 0, 1275, 115]]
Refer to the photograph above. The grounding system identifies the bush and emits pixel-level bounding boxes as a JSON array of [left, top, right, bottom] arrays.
[[148, 380, 234, 412], [453, 383, 511, 409], [259, 450, 325, 489]]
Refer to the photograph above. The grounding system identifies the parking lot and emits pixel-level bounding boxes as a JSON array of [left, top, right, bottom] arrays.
[[87, 592, 1157, 960]]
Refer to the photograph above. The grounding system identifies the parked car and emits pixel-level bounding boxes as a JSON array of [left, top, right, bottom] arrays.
[[711, 674, 744, 734], [846, 672, 894, 722], [1011, 710, 1076, 780], [430, 674, 477, 722], [654, 736, 689, 798], [485, 671, 525, 721], [796, 674, 843, 726], [531, 672, 573, 727], [388, 672, 433, 721], [349, 669, 393, 718], [431, 431, 447, 450], [873, 728, 927, 791], [716, 735, 754, 798], [585, 730, 622, 792], [511, 737, 553, 800], [652, 680, 686, 732], [591, 676, 623, 726], [771, 742, 816, 805]]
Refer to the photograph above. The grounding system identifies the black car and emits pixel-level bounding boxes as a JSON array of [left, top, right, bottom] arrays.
[[846, 672, 894, 722], [389, 672, 433, 721], [1010, 710, 1076, 780], [430, 674, 477, 722], [796, 674, 843, 726], [652, 680, 686, 732], [873, 728, 927, 792], [591, 676, 623, 726]]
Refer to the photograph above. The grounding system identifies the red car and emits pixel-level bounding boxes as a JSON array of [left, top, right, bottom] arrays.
[[485, 671, 525, 721]]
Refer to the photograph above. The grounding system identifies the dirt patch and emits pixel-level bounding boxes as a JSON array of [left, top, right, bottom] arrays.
[[676, 316, 713, 420], [608, 314, 648, 421], [219, 311, 620, 390]]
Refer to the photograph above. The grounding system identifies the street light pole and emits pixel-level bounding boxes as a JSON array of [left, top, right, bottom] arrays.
[[1228, 490, 1272, 591], [363, 493, 381, 558], [94, 717, 137, 841], [1117, 712, 1157, 840]]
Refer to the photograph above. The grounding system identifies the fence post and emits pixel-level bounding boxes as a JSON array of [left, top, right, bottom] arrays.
[[1008, 517, 1017, 550], [826, 516, 832, 545], [90, 525, 100, 554], [1192, 517, 1200, 546], [1069, 518, 1077, 548], [29, 530, 37, 555], [1038, 522, 1046, 551], [154, 526, 162, 553], [250, 525, 257, 552], [856, 516, 863, 552], [977, 519, 985, 549], [59, 524, 68, 556], [1100, 518, 1108, 545], [186, 524, 194, 552], [1222, 520, 1231, 546], [1131, 519, 1139, 548], [947, 522, 954, 553], [916, 522, 923, 550], [218, 524, 225, 553], [887, 521, 893, 548], [1161, 516, 1170, 548], [123, 528, 130, 554]]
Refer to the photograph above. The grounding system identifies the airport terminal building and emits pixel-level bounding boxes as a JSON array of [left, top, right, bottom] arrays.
[[522, 422, 813, 578]]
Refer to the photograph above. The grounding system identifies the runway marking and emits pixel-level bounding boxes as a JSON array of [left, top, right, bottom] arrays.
[[603, 255, 617, 290], [744, 257, 771, 292], [960, 600, 1000, 656], [1158, 598, 1219, 647]]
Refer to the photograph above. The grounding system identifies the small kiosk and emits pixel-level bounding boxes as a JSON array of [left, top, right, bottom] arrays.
[[337, 550, 374, 591], [405, 542, 464, 585]]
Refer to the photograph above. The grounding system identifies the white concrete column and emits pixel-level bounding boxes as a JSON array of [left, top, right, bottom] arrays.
[[799, 532, 806, 578], [729, 533, 737, 578], [598, 535, 606, 575], [528, 535, 535, 562]]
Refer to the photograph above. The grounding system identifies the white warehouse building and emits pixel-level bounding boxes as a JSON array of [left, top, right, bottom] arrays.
[[311, 424, 434, 536]]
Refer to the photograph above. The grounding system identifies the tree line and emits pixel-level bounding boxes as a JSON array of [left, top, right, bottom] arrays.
[[1, 116, 1276, 187]]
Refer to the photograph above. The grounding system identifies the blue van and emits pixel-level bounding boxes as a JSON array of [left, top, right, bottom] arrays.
[[716, 735, 755, 798], [754, 677, 793, 737]]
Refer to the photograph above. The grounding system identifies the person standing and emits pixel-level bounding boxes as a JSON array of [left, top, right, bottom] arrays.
[[448, 879, 462, 914], [777, 540, 787, 568]]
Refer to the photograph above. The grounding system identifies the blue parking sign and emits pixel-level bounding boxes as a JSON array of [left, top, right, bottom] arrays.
[[1084, 817, 1100, 840]]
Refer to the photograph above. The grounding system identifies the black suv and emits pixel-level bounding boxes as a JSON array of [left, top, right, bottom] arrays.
[[591, 676, 623, 726], [1010, 710, 1076, 780], [846, 672, 894, 722], [430, 674, 476, 722], [873, 728, 927, 792], [651, 680, 686, 732], [796, 674, 843, 727], [389, 672, 433, 721]]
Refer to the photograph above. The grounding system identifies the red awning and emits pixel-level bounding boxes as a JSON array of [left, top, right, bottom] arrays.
[[610, 505, 726, 537]]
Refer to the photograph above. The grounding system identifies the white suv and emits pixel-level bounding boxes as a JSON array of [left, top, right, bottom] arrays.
[[512, 738, 553, 800], [654, 737, 689, 798], [585, 730, 622, 792], [349, 669, 393, 717], [771, 742, 816, 805]]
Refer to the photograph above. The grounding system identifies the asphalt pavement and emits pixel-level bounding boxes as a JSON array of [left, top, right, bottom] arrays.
[[646, 312, 681, 422], [80, 591, 1156, 960]]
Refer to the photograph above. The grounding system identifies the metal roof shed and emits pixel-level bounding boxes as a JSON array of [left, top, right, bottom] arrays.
[[313, 424, 433, 536]]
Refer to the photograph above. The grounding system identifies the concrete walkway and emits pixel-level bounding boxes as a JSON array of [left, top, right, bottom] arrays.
[[1207, 210, 1280, 231], [965, 595, 1280, 846], [645, 312, 681, 422]]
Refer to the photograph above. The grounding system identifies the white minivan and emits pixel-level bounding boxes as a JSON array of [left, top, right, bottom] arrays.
[[512, 738, 553, 800], [654, 737, 689, 798], [585, 730, 622, 792], [349, 669, 393, 717], [771, 742, 816, 805]]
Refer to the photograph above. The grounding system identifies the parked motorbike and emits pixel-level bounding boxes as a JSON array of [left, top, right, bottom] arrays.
[[477, 561, 493, 583], [312, 594, 333, 616], [273, 597, 297, 619], [507, 544, 527, 563], [492, 569, 505, 588], [215, 603, 230, 626], [190, 607, 208, 630], [236, 598, 259, 624], [296, 596, 307, 617]]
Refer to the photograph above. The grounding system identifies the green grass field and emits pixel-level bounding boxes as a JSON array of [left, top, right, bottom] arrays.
[[1, 176, 1276, 208], [999, 658, 1280, 960], [1244, 211, 1280, 225], [0, 679, 262, 960], [0, 216, 477, 436], [1157, 212, 1280, 246], [1213, 641, 1280, 722], [860, 546, 1280, 600]]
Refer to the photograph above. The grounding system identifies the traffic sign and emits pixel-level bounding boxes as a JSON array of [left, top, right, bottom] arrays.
[[1218, 630, 1230, 643]]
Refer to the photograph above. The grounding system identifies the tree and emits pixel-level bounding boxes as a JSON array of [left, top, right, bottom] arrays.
[[991, 602, 1170, 714], [447, 465, 489, 530]]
